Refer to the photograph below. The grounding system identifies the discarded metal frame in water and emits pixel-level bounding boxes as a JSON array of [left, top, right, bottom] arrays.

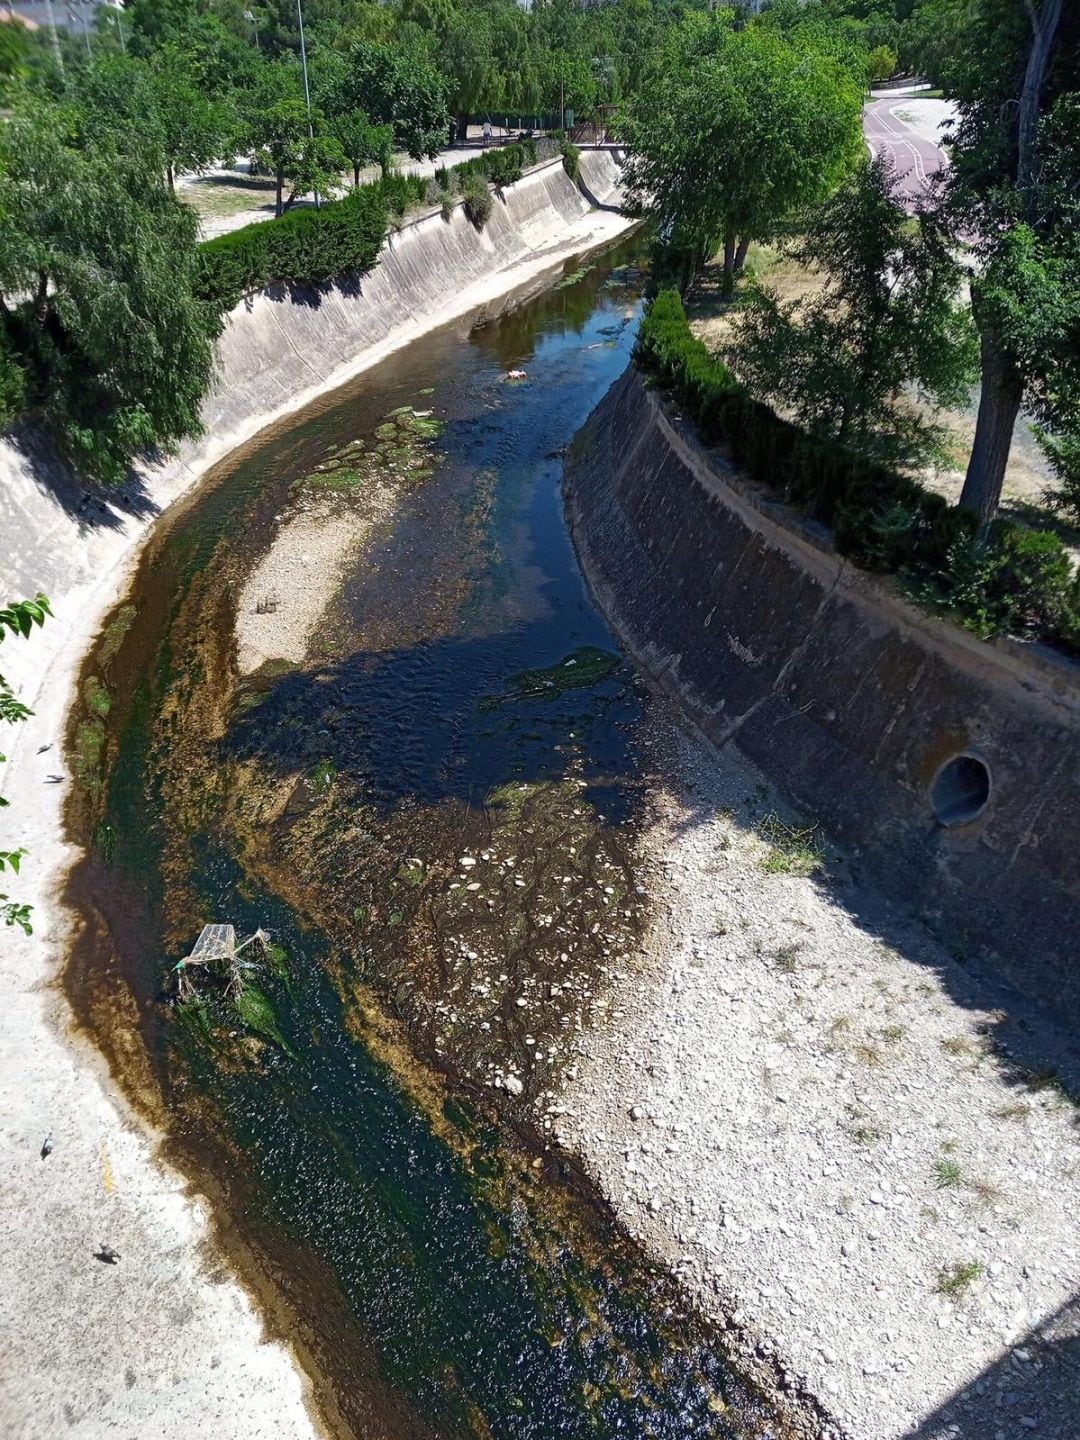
[[172, 924, 271, 1000]]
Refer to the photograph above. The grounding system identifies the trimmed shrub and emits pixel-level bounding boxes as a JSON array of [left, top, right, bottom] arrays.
[[196, 184, 388, 308], [635, 290, 1078, 646], [462, 174, 493, 229]]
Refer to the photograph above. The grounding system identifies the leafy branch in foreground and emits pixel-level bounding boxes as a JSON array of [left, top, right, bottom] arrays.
[[1, 594, 51, 935]]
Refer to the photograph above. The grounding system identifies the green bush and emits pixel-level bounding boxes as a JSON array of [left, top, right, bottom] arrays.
[[195, 183, 388, 308], [438, 188, 455, 220], [561, 141, 581, 181], [635, 290, 1078, 646], [462, 174, 493, 229], [0, 337, 27, 429]]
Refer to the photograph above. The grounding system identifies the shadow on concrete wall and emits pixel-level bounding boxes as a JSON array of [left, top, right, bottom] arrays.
[[898, 1292, 1080, 1440], [6, 420, 161, 533]]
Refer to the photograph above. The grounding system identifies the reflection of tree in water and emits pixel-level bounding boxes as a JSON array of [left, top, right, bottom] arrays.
[[468, 241, 647, 372]]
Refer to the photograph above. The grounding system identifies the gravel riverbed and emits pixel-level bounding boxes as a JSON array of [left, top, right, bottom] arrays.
[[553, 699, 1080, 1440]]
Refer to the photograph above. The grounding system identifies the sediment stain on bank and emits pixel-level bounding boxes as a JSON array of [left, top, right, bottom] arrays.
[[63, 237, 796, 1439]]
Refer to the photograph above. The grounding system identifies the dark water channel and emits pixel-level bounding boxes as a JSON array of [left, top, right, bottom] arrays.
[[65, 237, 785, 1440]]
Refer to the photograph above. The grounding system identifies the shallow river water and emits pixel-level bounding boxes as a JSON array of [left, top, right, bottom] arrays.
[[65, 236, 788, 1440]]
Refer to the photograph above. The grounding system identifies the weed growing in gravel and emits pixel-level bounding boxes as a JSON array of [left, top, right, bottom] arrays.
[[881, 1024, 908, 1045], [936, 1260, 984, 1298], [933, 1157, 964, 1188], [850, 1124, 884, 1146], [996, 1101, 1032, 1120], [712, 920, 729, 937], [772, 943, 801, 973], [941, 1035, 981, 1059], [967, 1177, 1005, 1208], [757, 814, 824, 877], [854, 1042, 886, 1069]]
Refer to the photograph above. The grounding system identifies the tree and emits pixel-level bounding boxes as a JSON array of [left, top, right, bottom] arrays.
[[728, 156, 977, 467], [242, 62, 345, 215], [251, 97, 346, 214], [1, 595, 51, 937], [914, 0, 1080, 524], [333, 109, 393, 186], [149, 49, 236, 189], [76, 51, 234, 189], [335, 39, 449, 159], [620, 15, 864, 291], [0, 107, 220, 484]]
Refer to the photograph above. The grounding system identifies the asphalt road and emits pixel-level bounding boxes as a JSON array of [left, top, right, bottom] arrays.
[[863, 97, 951, 204]]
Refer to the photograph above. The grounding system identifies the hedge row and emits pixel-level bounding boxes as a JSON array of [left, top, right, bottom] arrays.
[[635, 290, 1080, 650], [196, 145, 543, 308], [195, 182, 389, 309], [435, 139, 539, 195]]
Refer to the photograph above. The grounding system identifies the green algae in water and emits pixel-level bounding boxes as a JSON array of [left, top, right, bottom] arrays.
[[84, 674, 112, 717], [479, 646, 621, 711], [97, 604, 138, 668]]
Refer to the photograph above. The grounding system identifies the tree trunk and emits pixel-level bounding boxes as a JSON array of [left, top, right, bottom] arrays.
[[733, 235, 751, 275], [275, 166, 284, 218], [959, 326, 1024, 527], [167, 163, 175, 191], [960, 0, 1062, 523], [455, 113, 469, 146], [722, 232, 736, 296], [353, 163, 360, 188], [1017, 0, 1063, 206]]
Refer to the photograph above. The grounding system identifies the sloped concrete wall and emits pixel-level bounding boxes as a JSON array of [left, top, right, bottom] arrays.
[[0, 151, 625, 701], [567, 369, 1080, 1025]]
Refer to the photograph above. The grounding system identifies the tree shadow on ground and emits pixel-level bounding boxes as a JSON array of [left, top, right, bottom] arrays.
[[4, 420, 160, 533], [899, 1292, 1080, 1440]]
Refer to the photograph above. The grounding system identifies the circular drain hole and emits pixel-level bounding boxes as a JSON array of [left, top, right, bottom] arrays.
[[930, 754, 991, 826]]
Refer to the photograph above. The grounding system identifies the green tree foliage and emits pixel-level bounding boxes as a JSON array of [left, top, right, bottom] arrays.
[[0, 108, 220, 484], [0, 595, 51, 937], [78, 49, 234, 188], [620, 14, 865, 291], [912, 0, 1080, 524], [333, 110, 394, 185], [728, 156, 977, 468], [332, 39, 449, 159], [242, 61, 345, 214]]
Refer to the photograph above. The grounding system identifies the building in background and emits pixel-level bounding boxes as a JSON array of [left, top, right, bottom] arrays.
[[0, 0, 121, 36]]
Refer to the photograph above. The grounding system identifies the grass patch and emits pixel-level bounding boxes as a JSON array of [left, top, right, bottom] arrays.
[[307, 758, 337, 793], [933, 1157, 964, 1189], [757, 813, 824, 877], [772, 943, 801, 974], [996, 1100, 1032, 1121], [73, 717, 106, 793], [935, 1260, 984, 1298], [97, 603, 138, 667]]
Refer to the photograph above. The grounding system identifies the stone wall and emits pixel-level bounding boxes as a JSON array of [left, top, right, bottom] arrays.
[[566, 369, 1080, 1026]]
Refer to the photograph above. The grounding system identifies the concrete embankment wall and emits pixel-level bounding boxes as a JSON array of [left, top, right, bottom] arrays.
[[0, 149, 624, 698], [567, 369, 1080, 1025]]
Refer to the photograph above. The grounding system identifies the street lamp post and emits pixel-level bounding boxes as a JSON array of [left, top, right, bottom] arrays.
[[295, 0, 320, 210]]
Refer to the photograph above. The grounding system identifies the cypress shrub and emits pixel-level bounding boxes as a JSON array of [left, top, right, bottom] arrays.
[[195, 184, 388, 308]]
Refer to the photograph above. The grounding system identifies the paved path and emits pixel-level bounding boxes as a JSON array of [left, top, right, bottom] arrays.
[[863, 97, 954, 204]]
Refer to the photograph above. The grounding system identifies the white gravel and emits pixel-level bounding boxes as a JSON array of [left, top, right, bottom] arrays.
[[553, 701, 1080, 1440]]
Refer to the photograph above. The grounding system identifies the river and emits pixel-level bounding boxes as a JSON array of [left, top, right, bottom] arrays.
[[63, 234, 788, 1440]]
